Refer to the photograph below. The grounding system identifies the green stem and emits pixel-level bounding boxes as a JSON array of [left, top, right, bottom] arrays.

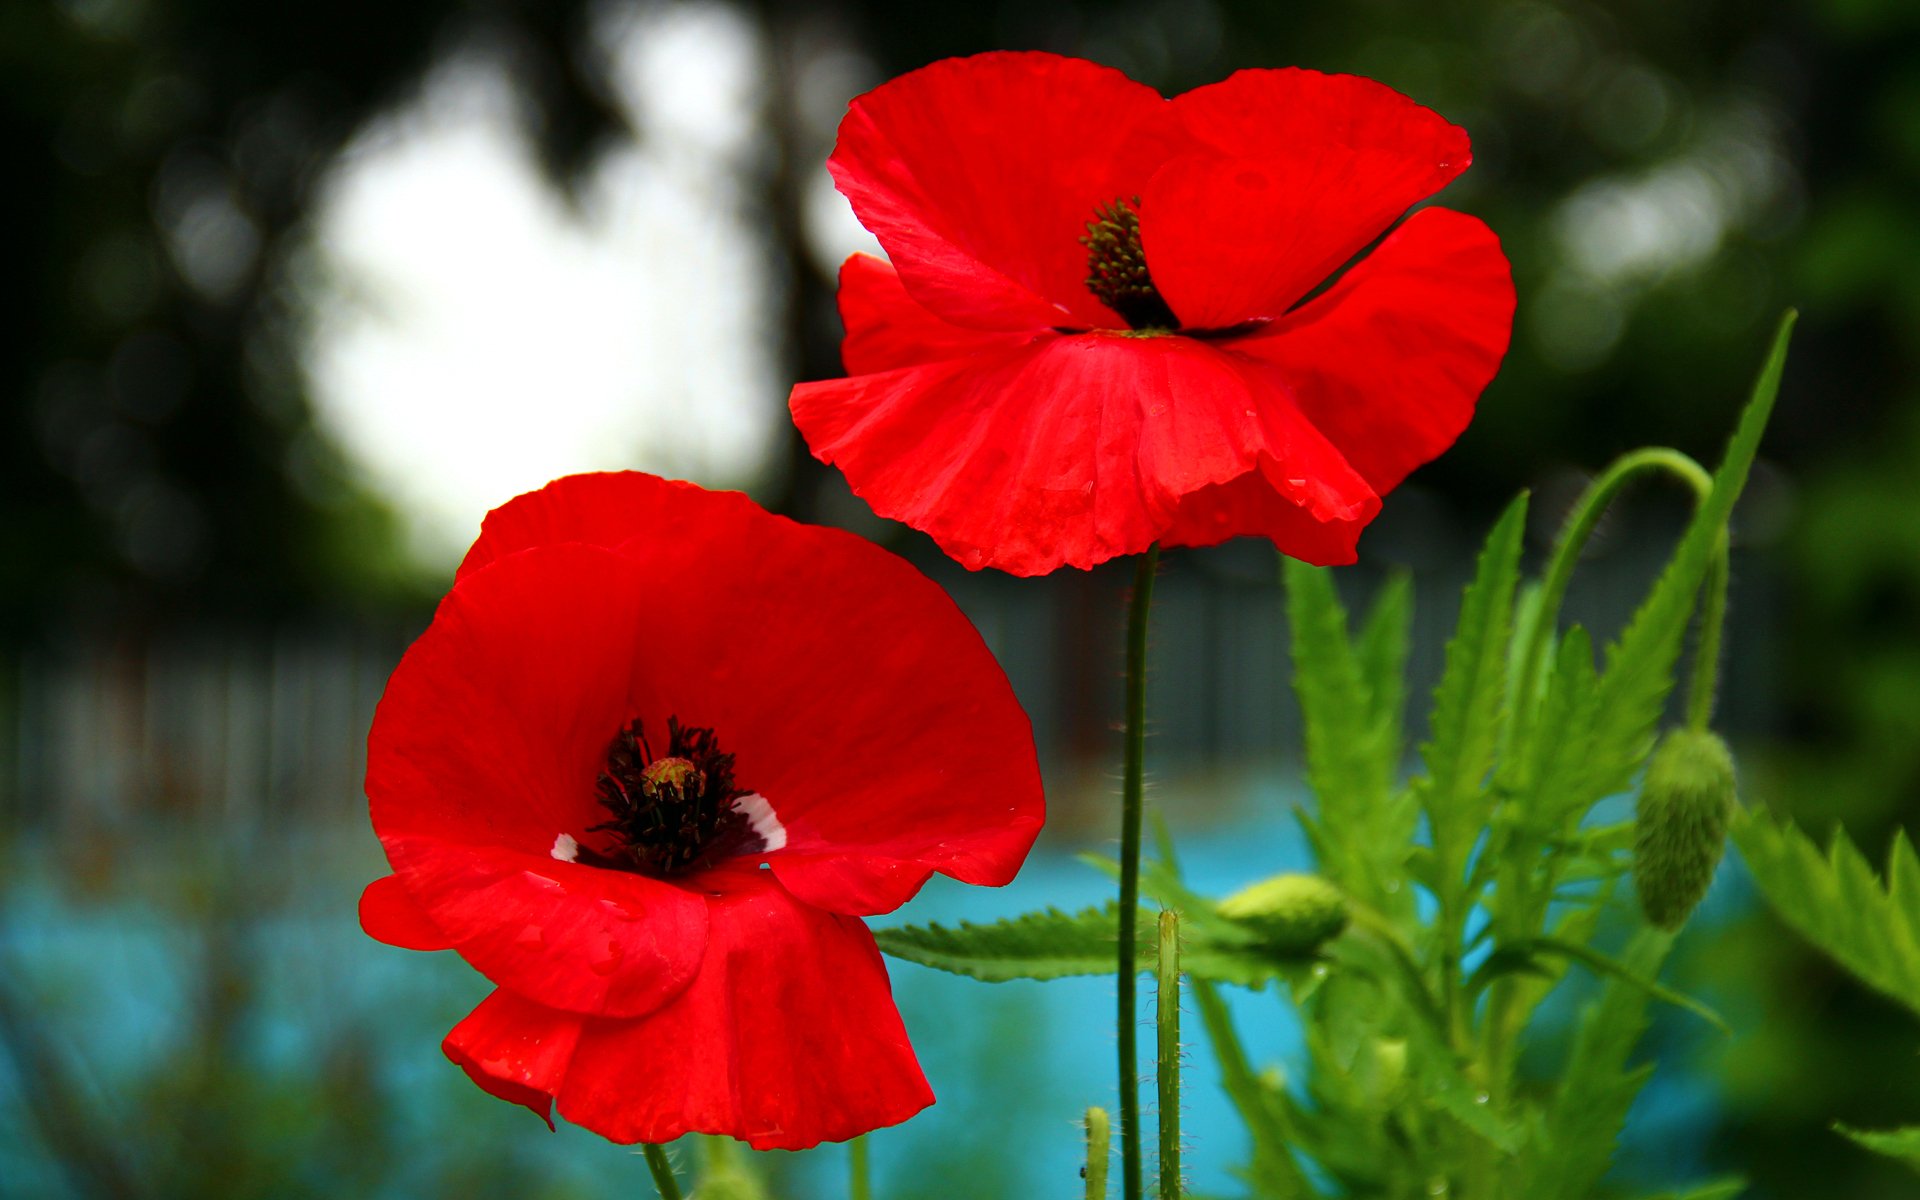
[[1513, 448, 1714, 735], [1118, 543, 1160, 1200], [1086, 1107, 1112, 1200], [1685, 533, 1730, 731], [643, 1144, 684, 1200], [850, 1136, 871, 1200], [1156, 910, 1182, 1200]]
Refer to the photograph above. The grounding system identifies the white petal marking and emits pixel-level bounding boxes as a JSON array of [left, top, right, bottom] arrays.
[[550, 833, 580, 863], [731, 792, 786, 852]]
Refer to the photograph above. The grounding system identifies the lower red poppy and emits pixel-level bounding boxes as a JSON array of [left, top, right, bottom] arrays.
[[360, 473, 1043, 1149]]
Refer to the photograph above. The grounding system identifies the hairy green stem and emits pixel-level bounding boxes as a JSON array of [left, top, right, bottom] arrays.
[[643, 1144, 684, 1200], [1157, 910, 1182, 1200], [1118, 544, 1160, 1200], [850, 1136, 871, 1200], [1086, 1107, 1112, 1200]]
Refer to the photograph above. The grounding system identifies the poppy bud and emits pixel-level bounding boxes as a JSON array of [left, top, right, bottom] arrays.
[[1633, 728, 1738, 930], [1217, 873, 1349, 954]]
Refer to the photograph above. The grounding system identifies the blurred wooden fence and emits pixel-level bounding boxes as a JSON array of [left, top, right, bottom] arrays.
[[0, 535, 1773, 830]]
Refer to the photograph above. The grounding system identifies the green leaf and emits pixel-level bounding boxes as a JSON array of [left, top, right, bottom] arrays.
[[1507, 929, 1675, 1200], [1191, 979, 1314, 1198], [1734, 812, 1920, 1020], [1284, 560, 1412, 909], [1415, 493, 1528, 890], [1512, 625, 1604, 831], [1586, 313, 1796, 801], [874, 906, 1124, 982], [1836, 1123, 1920, 1173], [1357, 570, 1414, 768], [1472, 936, 1729, 1034], [875, 904, 1299, 990], [1627, 1180, 1746, 1200]]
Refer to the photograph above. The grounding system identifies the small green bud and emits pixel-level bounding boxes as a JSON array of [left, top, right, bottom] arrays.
[[1633, 728, 1738, 930], [1217, 873, 1349, 954]]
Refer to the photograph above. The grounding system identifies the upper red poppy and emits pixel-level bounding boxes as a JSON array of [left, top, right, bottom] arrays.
[[790, 52, 1516, 576], [358, 472, 1043, 1150]]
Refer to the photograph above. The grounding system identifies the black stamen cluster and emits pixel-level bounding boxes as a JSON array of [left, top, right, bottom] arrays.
[[592, 716, 757, 876], [1081, 198, 1179, 331]]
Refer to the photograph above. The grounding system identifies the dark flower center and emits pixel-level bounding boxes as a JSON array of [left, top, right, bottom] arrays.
[[1080, 197, 1179, 332], [587, 716, 764, 877]]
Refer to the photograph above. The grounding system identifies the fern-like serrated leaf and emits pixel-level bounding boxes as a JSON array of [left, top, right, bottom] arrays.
[[874, 906, 1125, 982], [1514, 625, 1604, 831], [1586, 313, 1795, 800], [876, 904, 1295, 989], [1357, 571, 1414, 768], [1734, 813, 1920, 1019], [1416, 494, 1528, 890], [1284, 560, 1409, 909]]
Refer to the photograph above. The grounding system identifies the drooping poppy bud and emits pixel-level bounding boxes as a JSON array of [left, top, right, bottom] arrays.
[[1217, 872, 1349, 954], [1633, 728, 1739, 930]]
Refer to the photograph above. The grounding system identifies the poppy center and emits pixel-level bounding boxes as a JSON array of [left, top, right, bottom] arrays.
[[584, 716, 775, 877], [1080, 197, 1178, 332]]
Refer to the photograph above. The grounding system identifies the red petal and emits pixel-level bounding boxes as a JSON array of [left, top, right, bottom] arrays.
[[790, 332, 1376, 575], [1142, 69, 1471, 328], [358, 874, 453, 951], [771, 854, 934, 918], [830, 51, 1175, 332], [1160, 470, 1368, 566], [369, 543, 720, 1016], [1229, 208, 1515, 494], [382, 834, 709, 1018], [443, 988, 585, 1130], [372, 544, 672, 856], [456, 471, 718, 582], [837, 254, 1036, 375], [562, 483, 1044, 913], [408, 473, 1042, 921], [555, 871, 933, 1150]]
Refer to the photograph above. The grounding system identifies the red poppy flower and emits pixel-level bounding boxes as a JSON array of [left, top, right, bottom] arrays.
[[357, 472, 1043, 1149], [790, 52, 1515, 576]]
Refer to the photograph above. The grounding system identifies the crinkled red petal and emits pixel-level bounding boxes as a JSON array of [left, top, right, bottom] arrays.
[[1228, 207, 1515, 494], [1142, 68, 1471, 328], [790, 332, 1376, 575], [381, 834, 709, 1019], [555, 870, 933, 1150], [1160, 468, 1369, 565], [442, 988, 585, 1130], [358, 874, 453, 951], [830, 51, 1176, 332], [837, 253, 1038, 375]]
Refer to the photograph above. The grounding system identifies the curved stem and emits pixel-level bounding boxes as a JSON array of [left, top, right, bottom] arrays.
[[1513, 448, 1715, 734], [1118, 544, 1160, 1200], [643, 1144, 684, 1200]]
